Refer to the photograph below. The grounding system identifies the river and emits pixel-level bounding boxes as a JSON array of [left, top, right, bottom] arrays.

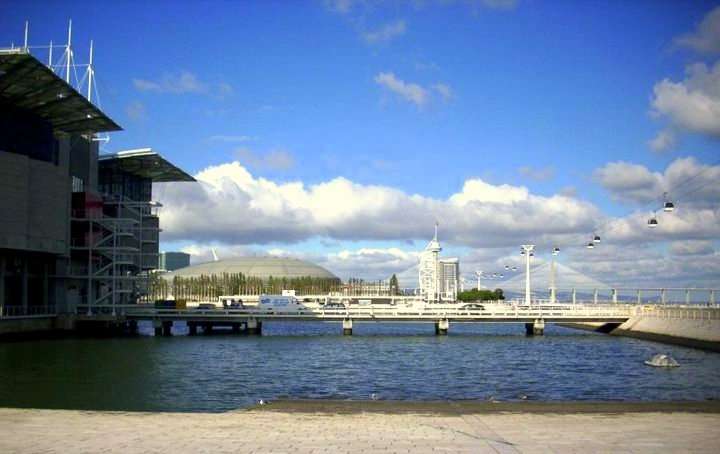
[[0, 322, 718, 412]]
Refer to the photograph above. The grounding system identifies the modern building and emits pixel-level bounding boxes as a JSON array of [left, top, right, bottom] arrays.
[[0, 43, 193, 323], [158, 252, 191, 272], [417, 226, 459, 302], [439, 258, 460, 301], [157, 256, 341, 300]]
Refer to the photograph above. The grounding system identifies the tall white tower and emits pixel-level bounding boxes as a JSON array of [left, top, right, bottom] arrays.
[[418, 224, 442, 302]]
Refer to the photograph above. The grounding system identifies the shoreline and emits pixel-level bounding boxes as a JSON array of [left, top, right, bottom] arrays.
[[3, 400, 720, 415], [253, 399, 720, 414]]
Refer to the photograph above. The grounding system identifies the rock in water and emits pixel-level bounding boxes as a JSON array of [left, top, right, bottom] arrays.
[[644, 354, 679, 368]]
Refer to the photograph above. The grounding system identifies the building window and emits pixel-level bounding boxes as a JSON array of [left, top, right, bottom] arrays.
[[72, 176, 84, 193]]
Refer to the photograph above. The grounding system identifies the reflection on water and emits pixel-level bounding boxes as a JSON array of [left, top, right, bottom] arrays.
[[0, 322, 718, 412]]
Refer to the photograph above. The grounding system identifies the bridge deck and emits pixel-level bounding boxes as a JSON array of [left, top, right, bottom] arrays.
[[107, 304, 633, 324]]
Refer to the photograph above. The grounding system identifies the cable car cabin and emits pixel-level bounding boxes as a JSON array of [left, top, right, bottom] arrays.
[[663, 202, 675, 212]]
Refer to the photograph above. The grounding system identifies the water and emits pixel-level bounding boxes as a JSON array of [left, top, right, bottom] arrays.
[[0, 322, 718, 412]]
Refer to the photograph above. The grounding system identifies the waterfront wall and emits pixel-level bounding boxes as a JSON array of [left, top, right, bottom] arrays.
[[563, 306, 720, 352]]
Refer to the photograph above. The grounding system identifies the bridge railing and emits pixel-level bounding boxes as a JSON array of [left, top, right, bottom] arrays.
[[0, 305, 57, 318], [75, 302, 635, 320]]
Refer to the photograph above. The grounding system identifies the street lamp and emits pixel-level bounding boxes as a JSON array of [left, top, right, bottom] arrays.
[[520, 245, 535, 305], [550, 247, 560, 304]]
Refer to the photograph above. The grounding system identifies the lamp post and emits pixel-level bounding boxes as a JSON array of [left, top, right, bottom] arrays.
[[521, 245, 535, 305], [550, 247, 560, 304]]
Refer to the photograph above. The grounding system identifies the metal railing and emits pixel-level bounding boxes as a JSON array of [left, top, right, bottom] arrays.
[[1, 305, 57, 318]]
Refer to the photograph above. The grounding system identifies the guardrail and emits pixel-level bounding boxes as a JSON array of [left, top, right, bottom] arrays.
[[76, 303, 637, 321], [1, 306, 57, 318]]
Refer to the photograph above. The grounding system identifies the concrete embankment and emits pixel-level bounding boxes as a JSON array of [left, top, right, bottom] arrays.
[[562, 306, 720, 352], [1, 403, 719, 453]]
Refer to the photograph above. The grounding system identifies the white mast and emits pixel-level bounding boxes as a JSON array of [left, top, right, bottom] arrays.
[[87, 40, 94, 102], [48, 40, 53, 66], [65, 19, 72, 83], [23, 21, 29, 51]]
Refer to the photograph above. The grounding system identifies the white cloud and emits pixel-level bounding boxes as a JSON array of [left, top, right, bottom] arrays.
[[133, 71, 207, 94], [432, 83, 453, 102], [647, 129, 675, 152], [374, 72, 429, 107], [363, 20, 406, 44], [374, 73, 455, 108], [670, 240, 715, 256], [125, 100, 147, 121], [595, 157, 720, 207], [133, 71, 232, 97], [674, 6, 720, 55], [234, 148, 295, 171], [157, 161, 601, 248], [651, 61, 720, 138], [518, 165, 555, 182], [594, 161, 663, 204]]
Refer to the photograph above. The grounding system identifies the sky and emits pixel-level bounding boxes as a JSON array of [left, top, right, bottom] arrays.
[[2, 0, 719, 288]]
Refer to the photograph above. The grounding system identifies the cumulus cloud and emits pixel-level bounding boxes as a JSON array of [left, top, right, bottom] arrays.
[[670, 240, 715, 256], [374, 72, 429, 107], [674, 6, 720, 55], [651, 61, 720, 138], [156, 161, 601, 248], [362, 20, 406, 44], [234, 148, 295, 171], [563, 243, 720, 288], [374, 73, 454, 108], [594, 161, 663, 204], [133, 71, 232, 97], [595, 157, 720, 207], [518, 165, 555, 182], [647, 129, 676, 152]]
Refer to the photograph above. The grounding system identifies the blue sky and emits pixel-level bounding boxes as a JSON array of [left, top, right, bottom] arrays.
[[2, 0, 719, 286]]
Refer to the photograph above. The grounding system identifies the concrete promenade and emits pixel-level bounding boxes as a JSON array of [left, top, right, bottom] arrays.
[[1, 402, 719, 453]]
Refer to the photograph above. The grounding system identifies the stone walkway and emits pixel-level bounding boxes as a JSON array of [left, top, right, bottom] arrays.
[[0, 404, 718, 453]]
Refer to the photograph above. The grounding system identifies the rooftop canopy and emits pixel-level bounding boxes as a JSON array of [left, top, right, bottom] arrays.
[[99, 148, 196, 182], [0, 49, 121, 134]]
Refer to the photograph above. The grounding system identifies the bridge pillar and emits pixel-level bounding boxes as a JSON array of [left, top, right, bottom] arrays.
[[525, 319, 544, 336], [162, 321, 173, 336], [612, 289, 618, 304], [188, 322, 198, 336], [232, 322, 241, 334], [247, 318, 262, 335], [342, 318, 353, 335], [435, 318, 449, 335], [153, 319, 162, 336]]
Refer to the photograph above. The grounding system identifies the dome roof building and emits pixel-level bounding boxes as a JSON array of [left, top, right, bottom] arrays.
[[166, 256, 338, 280]]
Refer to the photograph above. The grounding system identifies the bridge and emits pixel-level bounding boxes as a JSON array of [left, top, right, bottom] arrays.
[[76, 300, 641, 336]]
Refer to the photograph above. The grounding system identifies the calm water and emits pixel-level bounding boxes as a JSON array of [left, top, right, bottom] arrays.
[[0, 322, 719, 412]]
